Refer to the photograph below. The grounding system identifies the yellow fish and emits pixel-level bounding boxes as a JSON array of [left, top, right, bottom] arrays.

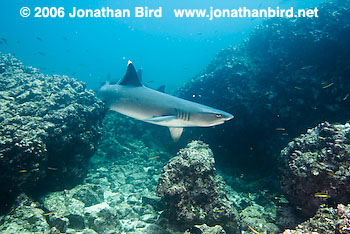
[[322, 83, 334, 89], [343, 94, 349, 101], [318, 136, 326, 140], [43, 211, 55, 216], [216, 209, 225, 213], [19, 170, 27, 173], [327, 172, 337, 177], [276, 128, 286, 131], [314, 193, 328, 198], [248, 225, 260, 234], [150, 155, 160, 159]]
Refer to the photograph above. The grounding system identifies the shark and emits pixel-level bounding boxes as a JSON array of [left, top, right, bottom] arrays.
[[99, 61, 233, 141]]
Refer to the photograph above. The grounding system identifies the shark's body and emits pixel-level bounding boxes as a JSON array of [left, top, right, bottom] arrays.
[[99, 61, 233, 141]]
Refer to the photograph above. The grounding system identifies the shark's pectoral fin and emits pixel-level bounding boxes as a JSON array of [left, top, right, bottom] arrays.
[[144, 116, 176, 122], [169, 127, 183, 142]]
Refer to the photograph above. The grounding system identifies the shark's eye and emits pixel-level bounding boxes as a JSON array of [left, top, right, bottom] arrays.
[[216, 114, 222, 118]]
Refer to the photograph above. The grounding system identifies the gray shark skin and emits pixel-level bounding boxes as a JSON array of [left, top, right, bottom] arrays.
[[99, 61, 233, 141]]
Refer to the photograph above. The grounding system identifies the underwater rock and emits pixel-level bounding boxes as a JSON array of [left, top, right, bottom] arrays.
[[70, 184, 104, 207], [0, 193, 50, 233], [47, 215, 69, 233], [156, 141, 239, 233], [239, 204, 279, 234], [86, 207, 121, 234], [0, 52, 105, 209], [282, 203, 350, 234], [184, 224, 226, 234], [280, 121, 350, 216], [177, 0, 350, 177]]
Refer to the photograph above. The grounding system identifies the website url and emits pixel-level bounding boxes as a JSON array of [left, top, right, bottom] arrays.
[[174, 7, 319, 20]]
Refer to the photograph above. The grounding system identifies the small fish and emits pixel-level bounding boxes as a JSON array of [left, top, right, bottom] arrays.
[[327, 172, 337, 177], [276, 128, 286, 131], [147, 80, 154, 83], [282, 133, 289, 136], [248, 225, 260, 234], [0, 38, 8, 45], [317, 161, 337, 169], [216, 209, 225, 213], [19, 170, 27, 173], [43, 211, 55, 216], [323, 83, 334, 89], [343, 94, 349, 101], [150, 155, 160, 159], [36, 36, 42, 41], [294, 86, 302, 90], [47, 167, 58, 171], [318, 136, 326, 140], [37, 52, 46, 56], [301, 65, 313, 70], [314, 193, 328, 198]]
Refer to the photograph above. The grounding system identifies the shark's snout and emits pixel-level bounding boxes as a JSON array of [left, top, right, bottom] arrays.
[[225, 113, 234, 121], [217, 110, 234, 122]]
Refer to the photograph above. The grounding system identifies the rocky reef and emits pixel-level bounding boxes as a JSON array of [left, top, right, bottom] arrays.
[[282, 203, 350, 234], [0, 131, 170, 233], [279, 121, 350, 217], [0, 134, 288, 233], [177, 0, 350, 177], [0, 52, 105, 210], [157, 141, 239, 233]]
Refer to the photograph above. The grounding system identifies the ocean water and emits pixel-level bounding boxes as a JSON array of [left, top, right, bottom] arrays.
[[1, 0, 349, 233], [1, 0, 324, 91]]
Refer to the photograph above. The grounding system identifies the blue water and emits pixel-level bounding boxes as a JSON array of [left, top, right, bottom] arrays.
[[0, 0, 324, 91]]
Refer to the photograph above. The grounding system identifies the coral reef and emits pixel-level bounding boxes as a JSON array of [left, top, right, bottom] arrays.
[[157, 141, 239, 233], [282, 204, 350, 234], [177, 0, 350, 177], [0, 52, 105, 209], [280, 121, 350, 216]]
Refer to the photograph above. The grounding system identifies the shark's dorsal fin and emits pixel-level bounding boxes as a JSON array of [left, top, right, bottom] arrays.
[[156, 85, 166, 93], [118, 61, 143, 87], [169, 127, 183, 142]]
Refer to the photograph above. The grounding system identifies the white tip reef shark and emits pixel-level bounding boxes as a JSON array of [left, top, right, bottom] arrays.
[[99, 61, 233, 142]]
